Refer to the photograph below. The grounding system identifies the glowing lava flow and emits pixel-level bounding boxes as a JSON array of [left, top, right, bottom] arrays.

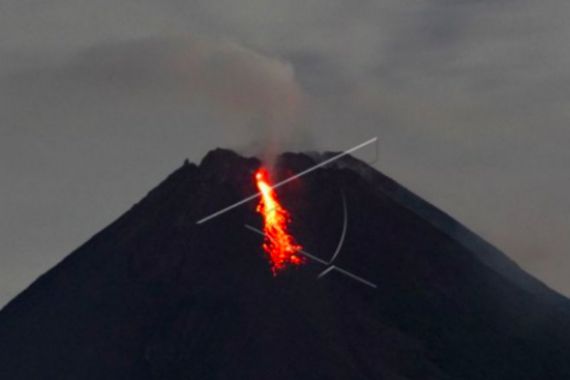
[[255, 168, 303, 274]]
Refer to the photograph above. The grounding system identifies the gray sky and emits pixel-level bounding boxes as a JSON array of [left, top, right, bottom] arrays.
[[2, 0, 570, 307]]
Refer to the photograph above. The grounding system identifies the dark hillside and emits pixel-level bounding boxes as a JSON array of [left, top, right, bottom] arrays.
[[1, 149, 569, 379]]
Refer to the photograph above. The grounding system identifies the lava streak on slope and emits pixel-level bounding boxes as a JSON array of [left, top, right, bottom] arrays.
[[255, 168, 304, 274]]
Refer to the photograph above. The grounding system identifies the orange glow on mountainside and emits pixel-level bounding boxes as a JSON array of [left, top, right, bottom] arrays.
[[255, 168, 303, 274]]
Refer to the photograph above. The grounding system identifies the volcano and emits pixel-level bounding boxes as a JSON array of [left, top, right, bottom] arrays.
[[1, 149, 570, 380]]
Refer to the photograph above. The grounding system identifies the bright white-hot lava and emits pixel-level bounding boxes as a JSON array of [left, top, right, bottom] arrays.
[[255, 168, 303, 274]]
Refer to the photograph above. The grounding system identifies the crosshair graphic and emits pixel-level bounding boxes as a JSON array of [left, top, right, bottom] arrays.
[[196, 137, 379, 289]]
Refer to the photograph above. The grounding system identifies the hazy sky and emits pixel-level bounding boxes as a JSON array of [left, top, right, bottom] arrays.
[[2, 1, 570, 307]]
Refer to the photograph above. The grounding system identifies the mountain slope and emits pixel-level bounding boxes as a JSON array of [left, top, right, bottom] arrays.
[[1, 149, 569, 380]]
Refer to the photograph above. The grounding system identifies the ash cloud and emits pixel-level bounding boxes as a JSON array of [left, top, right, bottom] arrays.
[[2, 0, 570, 305], [4, 36, 306, 154]]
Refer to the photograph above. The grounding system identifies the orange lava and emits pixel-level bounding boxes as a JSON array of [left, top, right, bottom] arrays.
[[255, 168, 303, 274]]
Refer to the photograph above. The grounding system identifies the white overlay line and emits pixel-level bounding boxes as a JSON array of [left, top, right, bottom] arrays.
[[196, 137, 378, 225], [244, 224, 377, 289]]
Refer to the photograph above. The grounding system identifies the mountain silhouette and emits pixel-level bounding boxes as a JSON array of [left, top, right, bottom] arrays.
[[1, 149, 569, 380]]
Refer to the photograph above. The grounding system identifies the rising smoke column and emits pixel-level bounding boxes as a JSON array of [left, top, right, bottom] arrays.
[[254, 168, 303, 274]]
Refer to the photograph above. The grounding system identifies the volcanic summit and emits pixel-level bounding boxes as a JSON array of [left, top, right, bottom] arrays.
[[1, 149, 570, 380]]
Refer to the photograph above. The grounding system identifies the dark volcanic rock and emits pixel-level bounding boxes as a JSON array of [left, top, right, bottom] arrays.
[[1, 149, 570, 380]]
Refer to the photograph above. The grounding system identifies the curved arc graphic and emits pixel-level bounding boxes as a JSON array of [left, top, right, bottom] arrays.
[[328, 189, 348, 264]]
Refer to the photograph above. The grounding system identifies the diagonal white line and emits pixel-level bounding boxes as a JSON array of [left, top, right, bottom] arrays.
[[244, 224, 329, 265], [244, 224, 377, 289], [317, 265, 336, 279], [196, 137, 378, 225], [319, 265, 377, 289]]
